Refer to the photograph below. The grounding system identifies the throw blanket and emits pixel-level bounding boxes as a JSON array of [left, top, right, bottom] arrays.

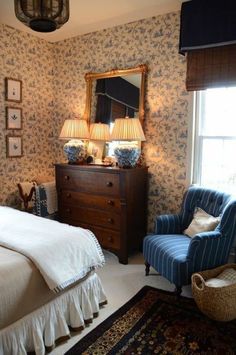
[[0, 207, 105, 292], [42, 181, 58, 214], [34, 181, 58, 217]]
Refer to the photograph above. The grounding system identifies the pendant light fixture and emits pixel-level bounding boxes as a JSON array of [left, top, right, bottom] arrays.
[[14, 0, 70, 33]]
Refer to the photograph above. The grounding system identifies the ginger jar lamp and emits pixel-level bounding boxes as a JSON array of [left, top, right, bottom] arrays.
[[59, 119, 90, 164], [111, 117, 146, 168], [89, 123, 111, 163]]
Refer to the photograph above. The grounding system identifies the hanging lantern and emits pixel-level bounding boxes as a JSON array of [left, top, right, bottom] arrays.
[[14, 0, 70, 33]]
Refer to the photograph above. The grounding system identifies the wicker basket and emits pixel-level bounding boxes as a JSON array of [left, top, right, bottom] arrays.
[[191, 263, 236, 321]]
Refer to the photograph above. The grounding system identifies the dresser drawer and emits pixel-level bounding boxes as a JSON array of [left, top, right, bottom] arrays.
[[57, 168, 120, 196], [59, 204, 121, 230], [59, 190, 121, 212], [59, 219, 120, 250], [79, 223, 121, 250]]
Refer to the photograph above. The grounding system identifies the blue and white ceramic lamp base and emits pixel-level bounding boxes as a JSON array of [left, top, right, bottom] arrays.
[[63, 139, 87, 164], [114, 144, 141, 168], [64, 140, 141, 168]]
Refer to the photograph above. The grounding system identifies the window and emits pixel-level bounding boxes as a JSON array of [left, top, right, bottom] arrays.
[[193, 87, 236, 195]]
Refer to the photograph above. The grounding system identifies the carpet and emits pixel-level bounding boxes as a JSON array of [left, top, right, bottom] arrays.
[[66, 286, 236, 354]]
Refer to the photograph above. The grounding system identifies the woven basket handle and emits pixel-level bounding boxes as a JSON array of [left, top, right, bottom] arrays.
[[192, 273, 205, 291]]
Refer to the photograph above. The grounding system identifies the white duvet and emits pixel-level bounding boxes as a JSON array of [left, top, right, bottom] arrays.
[[0, 206, 105, 292]]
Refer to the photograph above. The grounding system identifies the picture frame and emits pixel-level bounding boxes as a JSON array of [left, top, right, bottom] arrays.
[[87, 141, 105, 161], [6, 135, 23, 158], [5, 78, 22, 102], [6, 107, 22, 130]]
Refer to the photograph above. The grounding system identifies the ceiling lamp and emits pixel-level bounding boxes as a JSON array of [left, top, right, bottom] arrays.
[[14, 0, 70, 33]]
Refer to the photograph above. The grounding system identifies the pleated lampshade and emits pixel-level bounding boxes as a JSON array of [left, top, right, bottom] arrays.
[[59, 119, 90, 140], [90, 123, 111, 141], [111, 118, 146, 141]]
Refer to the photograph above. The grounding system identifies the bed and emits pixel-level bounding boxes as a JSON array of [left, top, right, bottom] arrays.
[[0, 207, 107, 355]]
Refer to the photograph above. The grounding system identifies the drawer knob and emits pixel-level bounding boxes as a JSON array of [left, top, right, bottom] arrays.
[[66, 193, 71, 198], [108, 236, 113, 242], [64, 175, 70, 180], [107, 218, 114, 224], [107, 200, 114, 206], [66, 208, 71, 213], [106, 181, 113, 187]]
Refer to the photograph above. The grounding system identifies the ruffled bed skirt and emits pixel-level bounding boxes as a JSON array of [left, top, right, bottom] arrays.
[[0, 273, 107, 355]]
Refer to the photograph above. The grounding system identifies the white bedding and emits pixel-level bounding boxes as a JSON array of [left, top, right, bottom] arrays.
[[0, 272, 107, 355], [0, 206, 105, 292], [0, 206, 107, 355]]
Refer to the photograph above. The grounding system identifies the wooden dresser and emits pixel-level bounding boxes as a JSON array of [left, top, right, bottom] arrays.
[[55, 164, 148, 264]]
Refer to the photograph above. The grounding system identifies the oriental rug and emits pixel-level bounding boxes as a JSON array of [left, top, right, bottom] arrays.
[[66, 286, 236, 354]]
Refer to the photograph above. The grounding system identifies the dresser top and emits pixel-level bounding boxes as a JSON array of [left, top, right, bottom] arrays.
[[55, 163, 148, 174]]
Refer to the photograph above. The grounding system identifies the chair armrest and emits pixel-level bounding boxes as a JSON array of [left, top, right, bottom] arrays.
[[218, 199, 236, 247], [187, 231, 228, 270], [155, 214, 182, 234]]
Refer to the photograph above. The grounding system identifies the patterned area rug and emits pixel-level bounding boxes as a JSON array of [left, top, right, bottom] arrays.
[[66, 286, 236, 354]]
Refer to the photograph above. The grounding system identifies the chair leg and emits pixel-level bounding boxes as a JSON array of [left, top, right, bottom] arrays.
[[174, 285, 182, 296], [145, 261, 150, 276]]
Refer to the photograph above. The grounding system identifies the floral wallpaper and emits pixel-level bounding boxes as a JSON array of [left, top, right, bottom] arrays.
[[52, 12, 191, 231], [0, 12, 191, 231], [0, 24, 55, 207]]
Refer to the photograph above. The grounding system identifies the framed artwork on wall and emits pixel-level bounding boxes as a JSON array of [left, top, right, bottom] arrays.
[[6, 107, 22, 130], [6, 136, 23, 158], [5, 78, 22, 102]]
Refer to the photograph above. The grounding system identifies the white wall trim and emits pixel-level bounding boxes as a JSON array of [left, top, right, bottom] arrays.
[[185, 91, 195, 187]]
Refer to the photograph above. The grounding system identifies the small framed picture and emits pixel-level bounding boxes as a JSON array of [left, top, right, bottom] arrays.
[[6, 107, 22, 130], [6, 136, 23, 158], [5, 78, 22, 102], [88, 141, 105, 160]]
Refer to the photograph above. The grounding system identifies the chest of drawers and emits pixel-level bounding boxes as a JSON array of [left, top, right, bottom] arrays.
[[55, 164, 148, 264]]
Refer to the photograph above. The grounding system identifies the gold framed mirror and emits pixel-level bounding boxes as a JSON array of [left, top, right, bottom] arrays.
[[83, 64, 148, 127]]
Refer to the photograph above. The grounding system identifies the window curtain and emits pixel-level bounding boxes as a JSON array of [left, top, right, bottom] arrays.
[[95, 78, 139, 110], [95, 95, 111, 123], [186, 44, 236, 91], [180, 0, 236, 91], [95, 78, 139, 123]]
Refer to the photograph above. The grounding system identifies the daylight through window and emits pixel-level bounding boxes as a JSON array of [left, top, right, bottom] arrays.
[[193, 87, 236, 195]]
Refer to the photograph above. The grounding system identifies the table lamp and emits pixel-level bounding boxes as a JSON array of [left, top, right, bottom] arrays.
[[59, 119, 90, 164], [111, 117, 146, 168], [90, 123, 110, 141], [88, 123, 111, 163]]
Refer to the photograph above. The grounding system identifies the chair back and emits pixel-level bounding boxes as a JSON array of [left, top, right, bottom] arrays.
[[181, 187, 232, 231]]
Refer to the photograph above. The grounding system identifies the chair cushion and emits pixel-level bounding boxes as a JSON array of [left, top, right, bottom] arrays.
[[184, 207, 220, 238], [143, 234, 191, 285]]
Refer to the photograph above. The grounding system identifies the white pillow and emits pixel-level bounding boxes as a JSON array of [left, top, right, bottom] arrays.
[[184, 207, 220, 238], [205, 278, 233, 288], [205, 268, 236, 288]]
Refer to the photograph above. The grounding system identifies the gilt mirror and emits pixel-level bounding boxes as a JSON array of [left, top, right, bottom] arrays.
[[83, 64, 148, 127], [83, 64, 147, 162]]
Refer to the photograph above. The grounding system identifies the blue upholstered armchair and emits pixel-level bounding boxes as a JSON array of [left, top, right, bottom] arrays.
[[143, 187, 236, 295]]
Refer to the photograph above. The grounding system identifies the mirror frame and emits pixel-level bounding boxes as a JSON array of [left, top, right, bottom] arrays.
[[83, 64, 148, 126]]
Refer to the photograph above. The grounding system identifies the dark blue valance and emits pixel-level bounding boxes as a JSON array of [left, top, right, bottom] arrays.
[[179, 0, 236, 55]]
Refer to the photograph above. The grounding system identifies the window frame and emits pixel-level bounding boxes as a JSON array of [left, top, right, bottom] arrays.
[[192, 89, 236, 191]]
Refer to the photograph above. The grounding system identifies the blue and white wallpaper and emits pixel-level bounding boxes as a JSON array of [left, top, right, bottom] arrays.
[[0, 12, 191, 230], [53, 12, 191, 230]]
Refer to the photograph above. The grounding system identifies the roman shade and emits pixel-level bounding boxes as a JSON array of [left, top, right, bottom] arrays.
[[186, 44, 236, 91]]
